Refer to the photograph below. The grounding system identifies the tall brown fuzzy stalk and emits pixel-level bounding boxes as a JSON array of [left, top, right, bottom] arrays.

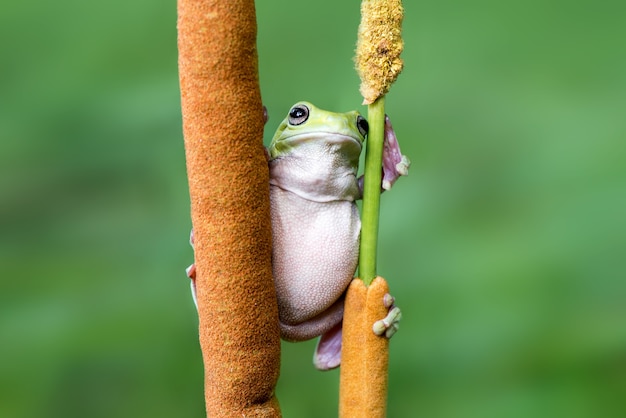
[[177, 1, 281, 416]]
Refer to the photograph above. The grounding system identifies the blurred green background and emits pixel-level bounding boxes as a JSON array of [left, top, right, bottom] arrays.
[[1, 0, 625, 417]]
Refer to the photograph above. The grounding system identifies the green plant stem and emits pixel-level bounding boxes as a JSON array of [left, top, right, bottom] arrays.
[[359, 96, 385, 286]]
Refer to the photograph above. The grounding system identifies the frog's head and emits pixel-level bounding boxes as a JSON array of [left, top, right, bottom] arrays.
[[268, 101, 368, 160]]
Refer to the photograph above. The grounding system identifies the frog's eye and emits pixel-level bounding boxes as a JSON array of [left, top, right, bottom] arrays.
[[357, 115, 369, 137], [288, 104, 309, 126]]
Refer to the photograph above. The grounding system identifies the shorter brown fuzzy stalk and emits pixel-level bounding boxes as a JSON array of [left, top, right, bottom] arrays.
[[340, 1, 405, 415], [339, 277, 390, 417]]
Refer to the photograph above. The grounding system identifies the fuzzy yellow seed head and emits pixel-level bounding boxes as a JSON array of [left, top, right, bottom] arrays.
[[355, 0, 404, 105]]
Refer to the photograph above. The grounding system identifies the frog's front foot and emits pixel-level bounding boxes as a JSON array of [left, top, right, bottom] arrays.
[[186, 229, 198, 310], [372, 293, 402, 338], [263, 105, 269, 124], [382, 116, 410, 191], [356, 115, 410, 196]]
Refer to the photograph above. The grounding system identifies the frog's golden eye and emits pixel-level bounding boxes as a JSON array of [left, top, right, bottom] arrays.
[[357, 115, 369, 137], [288, 104, 309, 126]]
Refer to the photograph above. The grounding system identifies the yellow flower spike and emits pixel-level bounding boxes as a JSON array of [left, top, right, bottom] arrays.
[[355, 0, 404, 105]]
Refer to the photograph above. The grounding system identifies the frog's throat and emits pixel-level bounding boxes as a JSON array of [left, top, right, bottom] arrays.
[[269, 158, 360, 203]]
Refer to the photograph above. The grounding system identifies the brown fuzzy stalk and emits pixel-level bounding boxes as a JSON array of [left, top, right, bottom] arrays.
[[177, 0, 281, 416], [339, 277, 390, 417]]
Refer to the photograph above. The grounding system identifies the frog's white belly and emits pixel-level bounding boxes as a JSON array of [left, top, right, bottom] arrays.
[[270, 186, 360, 325]]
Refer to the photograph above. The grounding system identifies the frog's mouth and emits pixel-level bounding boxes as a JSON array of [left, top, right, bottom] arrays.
[[281, 132, 363, 148], [270, 132, 363, 160]]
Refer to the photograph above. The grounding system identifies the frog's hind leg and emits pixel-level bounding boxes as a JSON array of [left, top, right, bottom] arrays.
[[279, 296, 344, 342]]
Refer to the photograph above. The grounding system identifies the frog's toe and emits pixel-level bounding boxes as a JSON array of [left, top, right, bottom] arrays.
[[313, 322, 342, 371], [373, 293, 402, 338]]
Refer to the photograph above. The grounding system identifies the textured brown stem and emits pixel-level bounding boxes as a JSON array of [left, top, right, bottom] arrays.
[[339, 277, 390, 417], [177, 1, 281, 416]]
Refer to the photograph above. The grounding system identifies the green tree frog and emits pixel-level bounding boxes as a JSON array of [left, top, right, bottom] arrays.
[[186, 102, 408, 370]]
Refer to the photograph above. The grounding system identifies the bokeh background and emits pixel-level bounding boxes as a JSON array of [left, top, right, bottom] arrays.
[[2, 0, 625, 417]]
